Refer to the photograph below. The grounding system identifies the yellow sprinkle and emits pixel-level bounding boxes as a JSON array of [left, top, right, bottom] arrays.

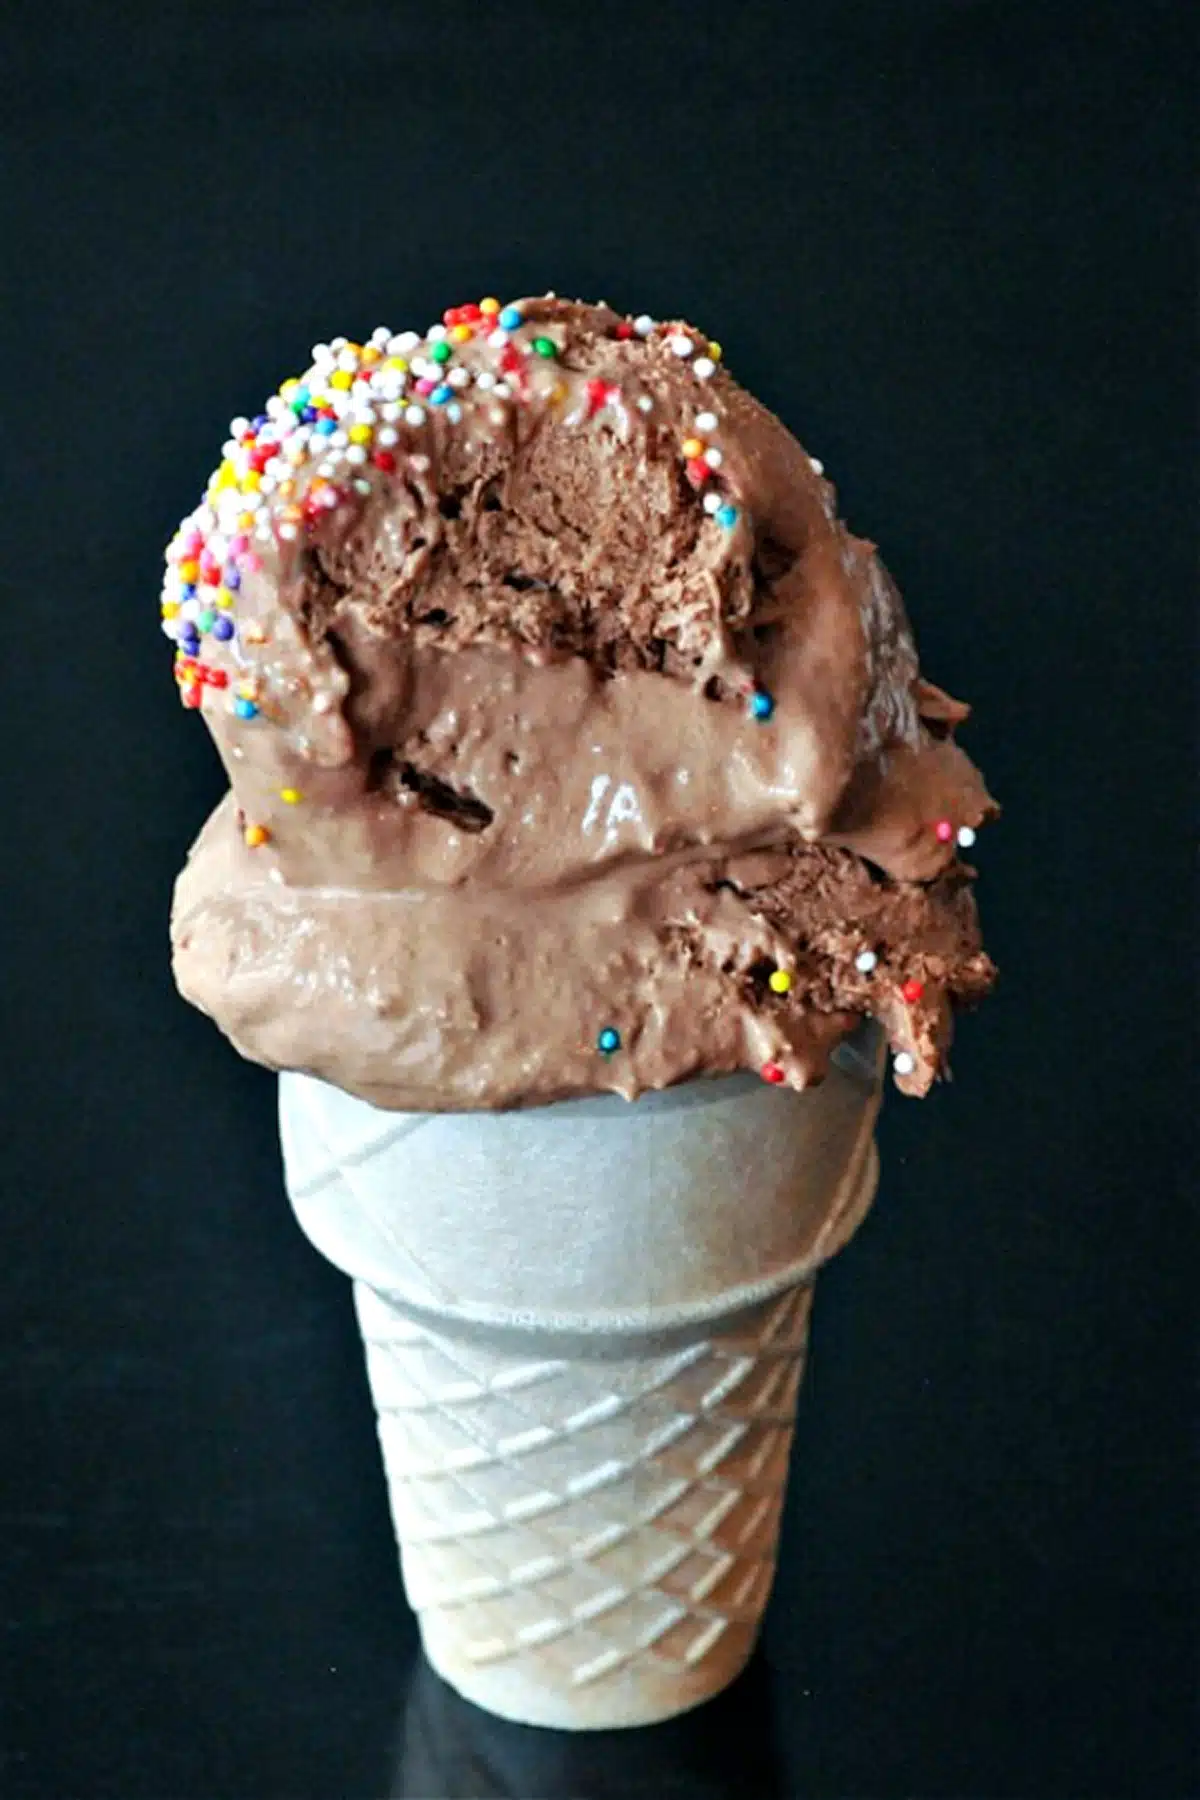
[[237, 681, 258, 700], [243, 824, 269, 849], [214, 587, 233, 609], [237, 510, 256, 530], [279, 787, 303, 805], [348, 423, 373, 444], [241, 471, 262, 492], [161, 600, 180, 619], [450, 323, 472, 343], [279, 378, 299, 399], [480, 296, 500, 315], [361, 345, 382, 364], [681, 436, 704, 458], [279, 484, 297, 502], [548, 380, 567, 404], [385, 355, 408, 372], [768, 969, 793, 995], [707, 341, 723, 361], [178, 559, 199, 583], [329, 369, 353, 390], [214, 458, 237, 490], [345, 342, 363, 357]]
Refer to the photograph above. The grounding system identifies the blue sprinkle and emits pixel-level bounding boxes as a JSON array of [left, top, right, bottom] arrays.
[[299, 405, 317, 423], [212, 615, 235, 642], [597, 1027, 621, 1055], [251, 413, 268, 431], [750, 689, 775, 722], [234, 697, 258, 720], [429, 383, 452, 406], [498, 305, 522, 331], [224, 568, 241, 591], [179, 582, 197, 601], [313, 417, 336, 436], [716, 503, 739, 529]]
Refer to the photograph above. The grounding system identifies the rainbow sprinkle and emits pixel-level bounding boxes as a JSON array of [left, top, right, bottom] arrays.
[[159, 298, 766, 776]]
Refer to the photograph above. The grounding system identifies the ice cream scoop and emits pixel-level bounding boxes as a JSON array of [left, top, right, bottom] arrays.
[[168, 294, 996, 1107]]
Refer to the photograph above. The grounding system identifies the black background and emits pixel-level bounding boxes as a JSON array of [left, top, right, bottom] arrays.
[[1, 3, 1192, 1796]]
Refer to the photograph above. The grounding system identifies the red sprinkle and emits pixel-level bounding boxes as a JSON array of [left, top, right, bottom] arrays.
[[615, 321, 635, 339], [685, 457, 710, 487], [206, 668, 229, 689], [180, 682, 202, 709], [443, 306, 465, 325], [585, 378, 609, 417], [460, 302, 482, 321], [372, 450, 397, 472], [761, 1062, 786, 1085], [901, 979, 925, 1003], [934, 818, 954, 842], [248, 445, 273, 474]]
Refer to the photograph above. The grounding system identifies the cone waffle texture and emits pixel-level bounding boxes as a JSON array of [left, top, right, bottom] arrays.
[[279, 1032, 882, 1727], [356, 1280, 812, 1728]]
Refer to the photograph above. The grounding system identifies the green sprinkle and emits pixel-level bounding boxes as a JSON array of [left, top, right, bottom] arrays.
[[531, 336, 558, 359], [430, 341, 452, 364]]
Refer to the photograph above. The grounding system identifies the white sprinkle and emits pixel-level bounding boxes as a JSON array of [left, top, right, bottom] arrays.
[[446, 401, 463, 423], [893, 1052, 916, 1077], [278, 522, 298, 541], [265, 395, 287, 418], [345, 444, 368, 465], [702, 491, 722, 514], [810, 456, 825, 475], [258, 475, 277, 495], [311, 345, 333, 369], [693, 356, 716, 380], [376, 376, 406, 401], [476, 370, 496, 391], [704, 446, 723, 468], [426, 323, 447, 342], [370, 326, 391, 347], [313, 692, 334, 713], [488, 328, 509, 349], [410, 453, 430, 472], [404, 405, 426, 427], [263, 457, 285, 480], [389, 331, 420, 354], [490, 406, 507, 425], [353, 477, 372, 494], [380, 402, 402, 422], [694, 410, 718, 432], [330, 335, 348, 352], [957, 825, 977, 848], [636, 394, 654, 413], [377, 426, 399, 447], [634, 314, 655, 336], [447, 366, 471, 389], [161, 617, 179, 639], [179, 598, 201, 622], [492, 381, 510, 399], [854, 950, 878, 974], [316, 461, 335, 478], [336, 348, 359, 373], [667, 332, 694, 357], [328, 431, 348, 449]]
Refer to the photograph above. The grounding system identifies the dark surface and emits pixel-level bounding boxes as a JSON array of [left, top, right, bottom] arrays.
[[1, 3, 1192, 1796]]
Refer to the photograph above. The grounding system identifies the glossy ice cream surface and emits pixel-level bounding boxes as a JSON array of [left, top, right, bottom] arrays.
[[168, 296, 996, 1108]]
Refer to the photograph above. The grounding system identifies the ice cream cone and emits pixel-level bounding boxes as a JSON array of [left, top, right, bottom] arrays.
[[279, 1027, 883, 1730]]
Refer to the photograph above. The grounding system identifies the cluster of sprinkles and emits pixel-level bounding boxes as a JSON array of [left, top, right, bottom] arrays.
[[160, 297, 755, 742]]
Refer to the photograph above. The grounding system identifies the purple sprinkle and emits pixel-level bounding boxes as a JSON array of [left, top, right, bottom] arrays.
[[224, 567, 241, 591], [212, 615, 235, 641]]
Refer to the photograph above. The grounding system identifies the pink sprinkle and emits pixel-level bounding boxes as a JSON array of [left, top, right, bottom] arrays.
[[934, 819, 954, 843], [229, 534, 249, 555], [414, 376, 437, 396], [241, 551, 263, 573]]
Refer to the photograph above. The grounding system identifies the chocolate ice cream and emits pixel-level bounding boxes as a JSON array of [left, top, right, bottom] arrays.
[[167, 295, 996, 1108]]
